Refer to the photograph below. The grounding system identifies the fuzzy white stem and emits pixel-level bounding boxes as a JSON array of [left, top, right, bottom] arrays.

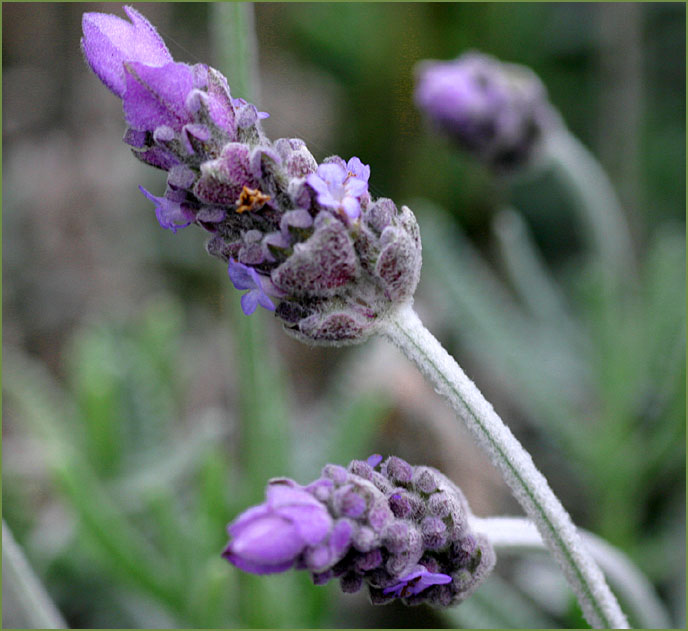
[[382, 303, 629, 629], [471, 516, 670, 629]]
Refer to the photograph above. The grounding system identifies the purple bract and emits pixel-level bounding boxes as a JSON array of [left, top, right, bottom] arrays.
[[222, 480, 332, 574], [81, 5, 173, 98]]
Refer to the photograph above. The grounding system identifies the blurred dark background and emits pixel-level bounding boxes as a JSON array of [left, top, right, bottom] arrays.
[[3, 3, 685, 629]]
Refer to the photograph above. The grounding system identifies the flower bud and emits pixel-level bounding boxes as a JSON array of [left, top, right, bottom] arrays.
[[415, 51, 561, 172], [222, 479, 332, 574], [223, 455, 495, 607]]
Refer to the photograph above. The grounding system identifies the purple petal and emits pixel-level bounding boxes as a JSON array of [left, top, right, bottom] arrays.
[[329, 519, 353, 559], [139, 186, 193, 232], [227, 504, 272, 538], [414, 571, 453, 592], [305, 173, 330, 198], [206, 68, 236, 135], [225, 514, 304, 567], [346, 157, 370, 182], [221, 549, 295, 575], [240, 291, 259, 315], [344, 177, 368, 198], [316, 163, 347, 187], [123, 128, 148, 148], [383, 568, 453, 597], [181, 123, 210, 154], [131, 146, 180, 171], [123, 61, 194, 132], [277, 504, 332, 545], [340, 196, 361, 220], [266, 482, 323, 509], [367, 454, 383, 467], [256, 290, 276, 312], [81, 6, 173, 98], [303, 543, 332, 571], [228, 259, 257, 291]]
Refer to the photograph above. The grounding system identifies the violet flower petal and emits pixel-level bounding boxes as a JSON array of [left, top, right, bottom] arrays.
[[340, 196, 361, 220], [344, 177, 368, 198], [367, 454, 383, 467], [221, 550, 295, 575], [227, 258, 256, 290], [383, 568, 452, 596], [123, 61, 195, 132], [346, 156, 370, 182], [266, 482, 324, 509], [278, 505, 332, 546], [240, 291, 259, 315], [81, 5, 173, 98], [228, 259, 276, 315], [225, 515, 304, 569], [139, 186, 194, 232]]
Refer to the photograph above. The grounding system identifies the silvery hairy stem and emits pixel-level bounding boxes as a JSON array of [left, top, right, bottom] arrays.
[[381, 302, 629, 629]]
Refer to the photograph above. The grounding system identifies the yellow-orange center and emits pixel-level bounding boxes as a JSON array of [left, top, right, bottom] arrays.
[[236, 186, 271, 213]]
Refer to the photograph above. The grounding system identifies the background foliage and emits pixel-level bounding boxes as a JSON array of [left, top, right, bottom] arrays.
[[3, 3, 685, 628]]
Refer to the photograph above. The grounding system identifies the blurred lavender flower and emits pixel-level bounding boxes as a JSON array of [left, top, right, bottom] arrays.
[[81, 6, 422, 345], [414, 51, 560, 171], [223, 456, 495, 607]]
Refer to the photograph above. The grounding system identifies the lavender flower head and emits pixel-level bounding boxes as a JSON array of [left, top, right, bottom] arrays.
[[414, 51, 560, 172], [223, 455, 496, 608], [81, 6, 422, 345]]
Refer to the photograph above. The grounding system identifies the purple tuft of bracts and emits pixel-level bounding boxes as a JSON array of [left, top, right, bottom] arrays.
[[414, 51, 560, 172], [222, 456, 495, 608], [81, 6, 421, 344]]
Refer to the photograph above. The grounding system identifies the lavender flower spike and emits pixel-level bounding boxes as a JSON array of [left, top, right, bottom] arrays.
[[223, 456, 495, 608], [82, 6, 421, 345], [414, 51, 561, 172]]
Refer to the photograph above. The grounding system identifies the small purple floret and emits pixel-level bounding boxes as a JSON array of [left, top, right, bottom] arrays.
[[383, 567, 452, 597], [228, 259, 276, 315], [139, 185, 194, 233], [306, 157, 370, 221]]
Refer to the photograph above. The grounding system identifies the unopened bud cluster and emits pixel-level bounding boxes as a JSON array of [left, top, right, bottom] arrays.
[[81, 6, 421, 345], [414, 51, 560, 172], [223, 455, 495, 607]]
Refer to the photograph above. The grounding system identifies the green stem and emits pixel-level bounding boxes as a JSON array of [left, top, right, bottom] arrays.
[[211, 2, 260, 102], [381, 302, 629, 629], [544, 128, 636, 280]]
